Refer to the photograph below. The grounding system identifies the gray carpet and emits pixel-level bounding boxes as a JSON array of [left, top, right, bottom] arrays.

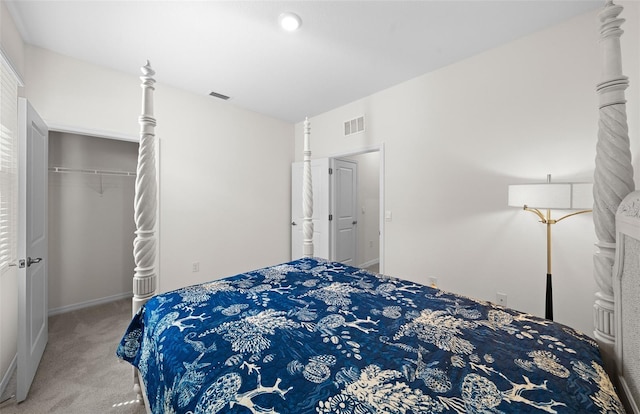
[[0, 298, 146, 414]]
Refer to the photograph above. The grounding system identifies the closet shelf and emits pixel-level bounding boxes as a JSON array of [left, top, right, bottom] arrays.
[[49, 167, 136, 177]]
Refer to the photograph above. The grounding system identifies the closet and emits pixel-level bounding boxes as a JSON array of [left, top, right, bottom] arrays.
[[48, 132, 138, 314]]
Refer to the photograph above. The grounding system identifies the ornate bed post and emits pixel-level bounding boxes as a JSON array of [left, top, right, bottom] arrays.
[[302, 117, 314, 258], [133, 61, 158, 314], [131, 61, 158, 402], [593, 1, 634, 374]]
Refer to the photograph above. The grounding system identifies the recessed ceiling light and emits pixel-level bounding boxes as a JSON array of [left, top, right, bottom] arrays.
[[278, 12, 302, 31]]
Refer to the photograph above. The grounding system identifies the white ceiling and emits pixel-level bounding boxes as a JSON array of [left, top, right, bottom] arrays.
[[6, 0, 602, 123]]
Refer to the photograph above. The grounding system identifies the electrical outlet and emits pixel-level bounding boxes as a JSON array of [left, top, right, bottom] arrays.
[[192, 262, 200, 272], [429, 277, 438, 288], [496, 292, 507, 306]]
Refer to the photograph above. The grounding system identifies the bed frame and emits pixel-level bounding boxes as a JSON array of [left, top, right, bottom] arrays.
[[592, 2, 639, 412], [128, 1, 639, 412], [614, 194, 640, 412]]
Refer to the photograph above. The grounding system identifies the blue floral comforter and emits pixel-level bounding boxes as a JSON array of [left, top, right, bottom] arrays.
[[117, 258, 624, 413]]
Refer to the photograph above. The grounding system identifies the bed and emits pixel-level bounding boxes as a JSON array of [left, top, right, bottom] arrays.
[[117, 1, 639, 413], [119, 256, 624, 413]]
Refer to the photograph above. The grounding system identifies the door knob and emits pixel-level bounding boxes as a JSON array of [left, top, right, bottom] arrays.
[[27, 257, 42, 267], [291, 221, 297, 226], [352, 221, 358, 225]]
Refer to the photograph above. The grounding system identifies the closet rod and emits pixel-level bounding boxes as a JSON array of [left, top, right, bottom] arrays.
[[48, 166, 136, 177]]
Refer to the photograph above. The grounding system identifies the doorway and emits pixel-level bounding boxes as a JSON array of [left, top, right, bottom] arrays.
[[291, 145, 384, 273], [332, 152, 380, 271], [48, 131, 138, 314]]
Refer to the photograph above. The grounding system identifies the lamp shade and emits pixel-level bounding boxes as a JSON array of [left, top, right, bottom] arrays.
[[508, 182, 593, 210]]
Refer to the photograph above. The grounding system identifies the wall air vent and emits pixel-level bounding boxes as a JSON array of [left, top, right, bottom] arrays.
[[344, 116, 365, 136], [209, 91, 230, 100]]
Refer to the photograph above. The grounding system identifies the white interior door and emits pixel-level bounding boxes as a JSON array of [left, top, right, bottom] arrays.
[[331, 159, 357, 265], [17, 99, 48, 402], [291, 158, 330, 260]]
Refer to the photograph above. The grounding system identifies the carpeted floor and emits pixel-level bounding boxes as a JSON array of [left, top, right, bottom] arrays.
[[0, 298, 146, 414]]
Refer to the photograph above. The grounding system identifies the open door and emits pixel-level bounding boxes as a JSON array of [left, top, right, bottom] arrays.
[[17, 99, 48, 402]]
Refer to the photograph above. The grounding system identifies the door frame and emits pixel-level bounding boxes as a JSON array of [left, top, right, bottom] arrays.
[[328, 144, 385, 273]]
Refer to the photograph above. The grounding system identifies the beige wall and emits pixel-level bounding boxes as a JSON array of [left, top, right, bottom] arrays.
[[295, 4, 640, 336], [24, 47, 140, 139]]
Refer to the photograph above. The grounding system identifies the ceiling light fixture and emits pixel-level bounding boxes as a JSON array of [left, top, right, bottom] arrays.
[[279, 12, 302, 32]]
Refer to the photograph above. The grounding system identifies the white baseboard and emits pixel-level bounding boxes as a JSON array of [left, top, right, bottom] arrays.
[[0, 354, 16, 400], [360, 258, 380, 269], [48, 292, 133, 316]]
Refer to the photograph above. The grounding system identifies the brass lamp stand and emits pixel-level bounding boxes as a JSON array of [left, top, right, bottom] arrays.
[[508, 174, 593, 321], [520, 205, 592, 320]]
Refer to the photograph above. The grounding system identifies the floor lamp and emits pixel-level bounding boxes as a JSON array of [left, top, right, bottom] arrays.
[[508, 174, 593, 321]]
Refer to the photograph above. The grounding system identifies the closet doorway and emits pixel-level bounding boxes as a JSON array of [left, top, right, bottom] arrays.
[[48, 132, 138, 314]]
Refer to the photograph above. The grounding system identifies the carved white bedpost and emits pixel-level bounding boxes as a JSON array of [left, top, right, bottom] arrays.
[[593, 1, 634, 375], [132, 61, 158, 316], [131, 61, 158, 402], [302, 117, 314, 258]]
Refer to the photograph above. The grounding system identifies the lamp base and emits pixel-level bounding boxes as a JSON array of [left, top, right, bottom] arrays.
[[545, 273, 553, 321]]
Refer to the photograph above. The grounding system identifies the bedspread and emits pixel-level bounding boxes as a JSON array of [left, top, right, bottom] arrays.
[[117, 258, 624, 413]]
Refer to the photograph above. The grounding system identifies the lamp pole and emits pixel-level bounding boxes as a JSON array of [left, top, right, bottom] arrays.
[[510, 175, 593, 321], [522, 204, 591, 321], [545, 208, 553, 320]]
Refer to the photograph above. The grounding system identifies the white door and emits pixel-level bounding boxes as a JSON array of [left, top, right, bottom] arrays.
[[291, 158, 330, 260], [17, 99, 48, 402], [331, 159, 357, 265]]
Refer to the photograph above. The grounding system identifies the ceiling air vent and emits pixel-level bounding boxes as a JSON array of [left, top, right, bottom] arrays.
[[344, 116, 365, 136], [209, 91, 230, 100]]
